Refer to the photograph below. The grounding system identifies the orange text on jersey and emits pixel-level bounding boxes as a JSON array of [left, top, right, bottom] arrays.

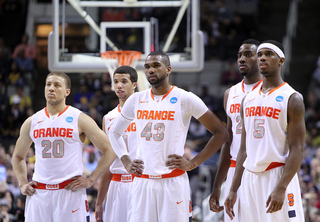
[[33, 128, 73, 138], [245, 106, 280, 119], [108, 123, 136, 132], [230, 103, 240, 113], [137, 110, 175, 121]]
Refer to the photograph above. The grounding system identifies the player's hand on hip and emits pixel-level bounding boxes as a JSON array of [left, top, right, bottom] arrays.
[[95, 203, 104, 222], [165, 154, 193, 171], [20, 181, 37, 196], [266, 187, 285, 213], [65, 176, 93, 192], [224, 191, 237, 220], [209, 188, 224, 212], [126, 159, 144, 176]]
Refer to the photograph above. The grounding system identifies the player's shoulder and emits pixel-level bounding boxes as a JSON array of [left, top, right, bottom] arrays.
[[103, 106, 119, 120]]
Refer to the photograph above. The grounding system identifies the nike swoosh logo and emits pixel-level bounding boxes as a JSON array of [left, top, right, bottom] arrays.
[[233, 95, 239, 99], [72, 208, 79, 213], [177, 201, 183, 204], [248, 98, 255, 102], [109, 118, 114, 121], [140, 101, 148, 103], [37, 120, 44, 124]]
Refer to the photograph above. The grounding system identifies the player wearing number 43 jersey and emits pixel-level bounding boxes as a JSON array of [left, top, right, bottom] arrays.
[[12, 72, 116, 222], [109, 51, 228, 222], [225, 40, 305, 222]]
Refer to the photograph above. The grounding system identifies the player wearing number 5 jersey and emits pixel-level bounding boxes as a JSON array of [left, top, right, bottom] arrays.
[[12, 72, 116, 222], [109, 51, 228, 222], [225, 40, 305, 222], [95, 66, 138, 222]]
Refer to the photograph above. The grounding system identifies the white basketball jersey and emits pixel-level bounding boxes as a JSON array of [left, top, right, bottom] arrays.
[[104, 105, 137, 174], [243, 82, 299, 172], [226, 79, 262, 160], [30, 106, 84, 183], [121, 86, 208, 175]]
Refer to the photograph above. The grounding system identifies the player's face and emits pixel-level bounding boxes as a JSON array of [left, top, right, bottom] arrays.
[[237, 44, 259, 77], [257, 48, 284, 76], [45, 75, 70, 105], [144, 55, 169, 87], [113, 73, 136, 101]]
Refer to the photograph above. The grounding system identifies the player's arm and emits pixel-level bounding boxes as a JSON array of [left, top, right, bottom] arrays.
[[66, 113, 116, 191], [12, 117, 38, 196], [210, 89, 232, 212], [265, 93, 305, 213], [166, 93, 229, 170], [109, 114, 144, 176], [95, 116, 113, 222], [225, 97, 247, 220]]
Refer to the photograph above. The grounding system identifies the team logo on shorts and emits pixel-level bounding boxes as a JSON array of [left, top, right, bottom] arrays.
[[276, 96, 283, 102], [170, 97, 178, 104], [66, 116, 73, 123]]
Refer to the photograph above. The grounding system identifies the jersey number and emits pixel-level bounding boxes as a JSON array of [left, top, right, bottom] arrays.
[[42, 140, 64, 158], [141, 123, 165, 141], [235, 115, 242, 134], [253, 119, 265, 138]]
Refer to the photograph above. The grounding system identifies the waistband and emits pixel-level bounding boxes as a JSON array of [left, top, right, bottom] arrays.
[[112, 174, 135, 182], [33, 179, 73, 190], [137, 168, 185, 179], [265, 162, 285, 171], [230, 159, 236, 168], [247, 162, 285, 173]]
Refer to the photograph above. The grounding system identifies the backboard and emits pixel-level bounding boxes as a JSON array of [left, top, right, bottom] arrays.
[[48, 0, 204, 73]]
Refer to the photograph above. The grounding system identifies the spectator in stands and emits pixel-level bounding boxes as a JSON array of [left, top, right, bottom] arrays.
[[9, 84, 33, 116], [14, 194, 25, 222], [7, 61, 23, 87], [14, 48, 33, 75], [220, 59, 242, 87], [73, 79, 94, 114], [85, 152, 98, 174], [80, 73, 101, 94], [305, 90, 320, 127], [12, 33, 36, 61]]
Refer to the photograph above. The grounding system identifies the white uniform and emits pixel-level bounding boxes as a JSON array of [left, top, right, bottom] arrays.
[[109, 86, 208, 222], [103, 105, 137, 222], [26, 106, 89, 222], [240, 83, 304, 222], [224, 79, 262, 222]]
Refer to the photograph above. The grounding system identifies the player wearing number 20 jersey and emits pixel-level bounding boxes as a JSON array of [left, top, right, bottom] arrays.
[[30, 106, 84, 183]]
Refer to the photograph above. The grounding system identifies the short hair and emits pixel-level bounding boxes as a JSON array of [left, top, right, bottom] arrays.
[[242, 39, 260, 47], [114, 66, 138, 83], [147, 51, 171, 66], [47, 72, 71, 89], [261, 40, 285, 55]]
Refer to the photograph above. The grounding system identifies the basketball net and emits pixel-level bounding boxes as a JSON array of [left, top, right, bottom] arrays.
[[101, 50, 142, 90]]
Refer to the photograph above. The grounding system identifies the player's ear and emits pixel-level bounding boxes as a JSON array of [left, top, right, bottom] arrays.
[[132, 82, 137, 90], [279, 58, 285, 67], [65, 89, 71, 97]]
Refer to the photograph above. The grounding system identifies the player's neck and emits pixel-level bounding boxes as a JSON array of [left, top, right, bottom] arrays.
[[46, 102, 68, 116], [151, 83, 171, 95], [261, 76, 284, 93], [243, 73, 262, 85]]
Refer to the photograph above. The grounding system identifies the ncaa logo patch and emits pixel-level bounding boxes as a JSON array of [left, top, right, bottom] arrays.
[[170, 97, 178, 104], [276, 96, 283, 102], [66, 116, 73, 123]]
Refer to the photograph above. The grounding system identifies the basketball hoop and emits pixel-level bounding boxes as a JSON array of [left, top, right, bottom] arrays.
[[101, 50, 142, 90]]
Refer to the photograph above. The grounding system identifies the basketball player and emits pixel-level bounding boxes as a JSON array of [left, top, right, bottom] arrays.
[[209, 39, 262, 222], [108, 51, 229, 221], [12, 72, 116, 222], [225, 40, 305, 221], [95, 66, 138, 222]]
